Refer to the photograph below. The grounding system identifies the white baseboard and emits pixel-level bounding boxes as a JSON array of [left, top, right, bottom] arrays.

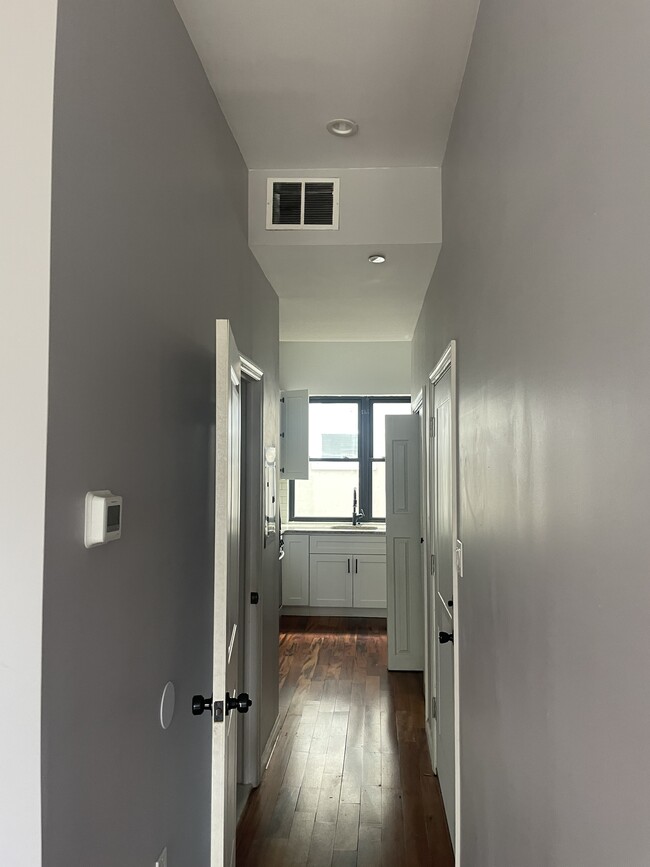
[[426, 716, 437, 774], [281, 606, 387, 618], [260, 712, 283, 773]]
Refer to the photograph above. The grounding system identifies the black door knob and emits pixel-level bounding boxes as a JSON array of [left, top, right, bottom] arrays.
[[439, 631, 454, 644], [225, 692, 253, 715], [192, 694, 213, 716]]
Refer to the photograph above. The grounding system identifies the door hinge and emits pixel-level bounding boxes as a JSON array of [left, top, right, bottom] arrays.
[[214, 700, 224, 723], [430, 417, 435, 437], [430, 553, 435, 575], [432, 697, 437, 720]]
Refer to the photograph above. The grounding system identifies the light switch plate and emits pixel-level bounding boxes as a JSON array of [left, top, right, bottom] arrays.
[[155, 847, 167, 867]]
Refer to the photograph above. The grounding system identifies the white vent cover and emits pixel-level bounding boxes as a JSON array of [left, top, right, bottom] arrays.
[[266, 178, 340, 230]]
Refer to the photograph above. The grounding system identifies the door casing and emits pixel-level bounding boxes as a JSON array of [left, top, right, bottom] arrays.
[[424, 340, 461, 861]]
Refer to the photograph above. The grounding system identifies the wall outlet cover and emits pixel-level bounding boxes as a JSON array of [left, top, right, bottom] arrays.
[[155, 847, 167, 867]]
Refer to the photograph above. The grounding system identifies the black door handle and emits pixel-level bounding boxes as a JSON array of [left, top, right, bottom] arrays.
[[225, 692, 253, 715], [438, 631, 454, 644], [192, 694, 213, 715]]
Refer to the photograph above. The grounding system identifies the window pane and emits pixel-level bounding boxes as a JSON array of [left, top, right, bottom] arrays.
[[309, 402, 358, 459], [372, 401, 411, 458], [294, 461, 359, 519], [372, 462, 386, 519]]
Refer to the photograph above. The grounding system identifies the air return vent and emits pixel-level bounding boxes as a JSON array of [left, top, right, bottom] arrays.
[[266, 178, 340, 230]]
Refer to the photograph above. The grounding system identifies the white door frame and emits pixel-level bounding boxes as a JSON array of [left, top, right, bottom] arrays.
[[238, 354, 265, 788], [212, 321, 242, 866], [414, 388, 438, 774], [425, 339, 461, 862]]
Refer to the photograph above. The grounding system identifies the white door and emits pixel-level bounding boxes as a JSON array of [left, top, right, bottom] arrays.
[[353, 554, 387, 608], [309, 553, 353, 607], [385, 414, 424, 671], [432, 363, 458, 849], [212, 320, 243, 867]]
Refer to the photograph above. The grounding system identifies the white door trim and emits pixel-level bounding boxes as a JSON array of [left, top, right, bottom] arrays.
[[239, 357, 265, 788], [427, 339, 461, 863]]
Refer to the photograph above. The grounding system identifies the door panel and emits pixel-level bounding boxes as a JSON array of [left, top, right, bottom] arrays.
[[309, 554, 353, 607]]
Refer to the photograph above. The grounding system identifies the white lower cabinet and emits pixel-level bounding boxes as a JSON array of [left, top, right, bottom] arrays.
[[281, 535, 310, 606], [309, 554, 354, 607], [281, 532, 387, 611]]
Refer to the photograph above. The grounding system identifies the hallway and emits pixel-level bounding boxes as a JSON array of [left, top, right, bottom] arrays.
[[237, 617, 453, 866]]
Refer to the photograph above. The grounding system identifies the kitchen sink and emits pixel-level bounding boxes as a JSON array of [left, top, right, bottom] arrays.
[[330, 524, 380, 530]]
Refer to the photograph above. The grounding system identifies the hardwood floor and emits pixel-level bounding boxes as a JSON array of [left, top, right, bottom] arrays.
[[237, 616, 453, 867]]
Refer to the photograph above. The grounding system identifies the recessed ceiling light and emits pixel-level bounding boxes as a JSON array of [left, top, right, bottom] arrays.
[[368, 254, 386, 264], [326, 118, 359, 137]]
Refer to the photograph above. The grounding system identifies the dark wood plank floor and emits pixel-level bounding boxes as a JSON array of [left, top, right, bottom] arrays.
[[237, 616, 453, 867]]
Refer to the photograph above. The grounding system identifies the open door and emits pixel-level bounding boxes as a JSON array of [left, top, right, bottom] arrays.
[[385, 414, 424, 671], [428, 340, 460, 859], [211, 320, 249, 866]]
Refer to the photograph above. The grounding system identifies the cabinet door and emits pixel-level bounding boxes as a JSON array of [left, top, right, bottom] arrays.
[[309, 554, 353, 607], [353, 554, 387, 608], [282, 536, 310, 606], [280, 389, 309, 480]]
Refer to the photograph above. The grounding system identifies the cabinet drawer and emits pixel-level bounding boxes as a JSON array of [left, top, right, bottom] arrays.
[[309, 534, 386, 556]]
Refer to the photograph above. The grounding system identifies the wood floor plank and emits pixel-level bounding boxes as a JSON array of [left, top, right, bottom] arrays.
[[333, 802, 360, 851], [307, 821, 337, 867], [315, 773, 342, 824], [331, 851, 358, 867], [287, 810, 317, 867], [357, 825, 382, 867], [359, 785, 382, 826]]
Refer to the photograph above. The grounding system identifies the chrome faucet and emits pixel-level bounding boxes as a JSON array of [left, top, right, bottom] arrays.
[[352, 487, 365, 526]]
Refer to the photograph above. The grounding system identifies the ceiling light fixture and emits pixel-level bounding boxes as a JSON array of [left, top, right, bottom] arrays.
[[368, 254, 386, 264], [326, 118, 359, 137]]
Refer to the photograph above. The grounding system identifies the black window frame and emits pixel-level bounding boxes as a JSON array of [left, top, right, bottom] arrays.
[[289, 395, 411, 523]]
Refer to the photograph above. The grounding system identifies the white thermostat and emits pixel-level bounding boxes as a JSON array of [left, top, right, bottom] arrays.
[[84, 490, 123, 548]]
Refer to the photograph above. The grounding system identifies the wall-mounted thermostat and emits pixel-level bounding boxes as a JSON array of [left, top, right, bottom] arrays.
[[84, 490, 123, 548]]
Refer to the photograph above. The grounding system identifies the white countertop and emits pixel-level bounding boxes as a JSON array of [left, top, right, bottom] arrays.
[[283, 522, 386, 535]]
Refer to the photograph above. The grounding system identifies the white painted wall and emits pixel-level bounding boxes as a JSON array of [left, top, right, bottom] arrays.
[[280, 341, 411, 395], [0, 3, 57, 865], [249, 167, 441, 247], [413, 0, 650, 863]]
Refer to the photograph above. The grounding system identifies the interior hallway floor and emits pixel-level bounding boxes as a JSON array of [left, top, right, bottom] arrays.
[[237, 616, 453, 866]]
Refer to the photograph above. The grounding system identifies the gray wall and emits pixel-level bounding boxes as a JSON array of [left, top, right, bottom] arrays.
[[42, 2, 279, 865], [413, 0, 650, 864]]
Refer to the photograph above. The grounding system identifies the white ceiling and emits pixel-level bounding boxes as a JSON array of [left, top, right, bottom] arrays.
[[255, 244, 441, 341], [173, 0, 478, 341], [174, 0, 480, 169]]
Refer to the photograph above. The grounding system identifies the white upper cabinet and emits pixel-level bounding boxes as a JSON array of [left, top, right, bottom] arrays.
[[280, 389, 309, 479]]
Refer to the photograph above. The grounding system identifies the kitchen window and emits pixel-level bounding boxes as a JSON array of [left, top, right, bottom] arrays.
[[289, 396, 411, 522]]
